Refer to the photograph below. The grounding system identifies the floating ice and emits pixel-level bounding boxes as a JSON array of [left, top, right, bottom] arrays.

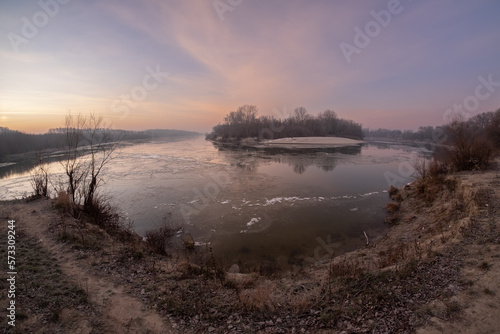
[[263, 197, 301, 206], [350, 207, 358, 212], [194, 241, 210, 247], [247, 217, 261, 226], [361, 191, 379, 197], [221, 200, 230, 204]]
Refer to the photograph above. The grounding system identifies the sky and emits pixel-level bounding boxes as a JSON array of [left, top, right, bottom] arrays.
[[1, 0, 500, 134]]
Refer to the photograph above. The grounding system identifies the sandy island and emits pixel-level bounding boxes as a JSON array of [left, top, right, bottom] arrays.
[[257, 136, 364, 148]]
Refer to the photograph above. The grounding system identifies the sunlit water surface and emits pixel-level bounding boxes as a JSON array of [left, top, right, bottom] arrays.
[[0, 137, 431, 272]]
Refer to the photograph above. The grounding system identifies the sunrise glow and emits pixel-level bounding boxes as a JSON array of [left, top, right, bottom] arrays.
[[1, 0, 500, 133]]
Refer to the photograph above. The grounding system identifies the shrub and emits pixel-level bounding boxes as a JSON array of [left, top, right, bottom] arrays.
[[485, 109, 500, 148], [410, 157, 451, 203], [386, 202, 400, 212], [54, 191, 73, 214], [85, 195, 120, 230], [388, 186, 402, 201], [444, 119, 493, 171], [145, 226, 178, 255], [30, 153, 50, 197], [182, 233, 195, 249]]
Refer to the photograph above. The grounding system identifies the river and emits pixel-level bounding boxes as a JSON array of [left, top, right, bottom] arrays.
[[0, 136, 431, 272]]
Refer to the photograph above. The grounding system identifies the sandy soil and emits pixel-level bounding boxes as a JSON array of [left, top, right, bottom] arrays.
[[0, 198, 177, 334], [259, 136, 364, 148], [415, 169, 500, 334]]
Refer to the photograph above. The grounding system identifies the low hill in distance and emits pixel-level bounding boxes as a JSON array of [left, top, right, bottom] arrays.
[[0, 127, 201, 161]]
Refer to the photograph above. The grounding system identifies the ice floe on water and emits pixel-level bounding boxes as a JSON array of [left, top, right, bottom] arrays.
[[360, 191, 380, 197], [350, 207, 358, 212], [247, 217, 261, 226], [222, 189, 388, 211], [194, 241, 210, 247]]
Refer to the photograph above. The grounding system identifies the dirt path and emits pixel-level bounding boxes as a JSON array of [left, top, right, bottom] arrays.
[[416, 169, 500, 334], [4, 199, 177, 334]]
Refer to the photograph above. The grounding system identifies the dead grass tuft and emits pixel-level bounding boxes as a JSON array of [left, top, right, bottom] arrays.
[[239, 280, 277, 312], [386, 202, 400, 212], [53, 191, 73, 214]]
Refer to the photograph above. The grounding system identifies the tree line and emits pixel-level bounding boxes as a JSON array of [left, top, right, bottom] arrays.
[[206, 105, 364, 141], [363, 109, 500, 148], [443, 109, 500, 170], [0, 126, 199, 161]]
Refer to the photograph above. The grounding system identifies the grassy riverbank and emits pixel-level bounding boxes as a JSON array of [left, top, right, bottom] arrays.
[[0, 161, 499, 333]]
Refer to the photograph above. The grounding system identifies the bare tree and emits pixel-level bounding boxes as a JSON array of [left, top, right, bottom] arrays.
[[318, 109, 338, 135], [62, 112, 87, 205], [82, 113, 120, 210], [445, 115, 491, 170], [486, 108, 500, 148], [223, 105, 259, 138], [292, 107, 309, 122], [30, 152, 50, 197], [62, 112, 121, 212]]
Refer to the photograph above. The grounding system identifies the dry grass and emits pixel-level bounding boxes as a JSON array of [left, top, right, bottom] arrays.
[[386, 202, 400, 212], [85, 195, 121, 230], [0, 220, 103, 332], [145, 226, 177, 255], [53, 191, 73, 214], [239, 280, 277, 312]]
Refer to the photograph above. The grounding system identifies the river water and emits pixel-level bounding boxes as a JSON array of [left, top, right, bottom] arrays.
[[0, 136, 431, 272]]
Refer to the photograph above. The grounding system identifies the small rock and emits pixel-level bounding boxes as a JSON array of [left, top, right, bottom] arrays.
[[228, 264, 240, 273]]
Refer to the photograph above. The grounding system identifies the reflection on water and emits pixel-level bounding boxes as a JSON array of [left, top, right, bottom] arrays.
[[211, 141, 362, 175], [0, 137, 432, 272]]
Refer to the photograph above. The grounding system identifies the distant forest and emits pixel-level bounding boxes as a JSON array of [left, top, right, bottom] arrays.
[[363, 110, 500, 145], [206, 105, 364, 140], [0, 127, 199, 161]]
